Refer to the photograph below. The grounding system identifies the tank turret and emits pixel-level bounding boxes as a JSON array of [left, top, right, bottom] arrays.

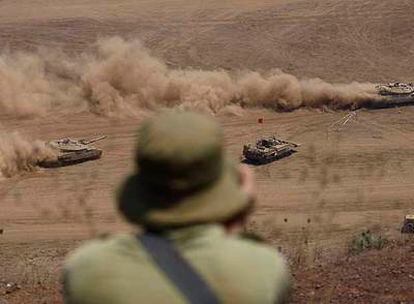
[[242, 136, 299, 165], [376, 82, 414, 96]]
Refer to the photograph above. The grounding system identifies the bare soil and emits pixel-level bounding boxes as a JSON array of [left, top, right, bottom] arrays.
[[1, 0, 414, 303]]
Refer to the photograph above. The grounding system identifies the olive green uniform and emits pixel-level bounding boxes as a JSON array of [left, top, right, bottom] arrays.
[[64, 225, 290, 304]]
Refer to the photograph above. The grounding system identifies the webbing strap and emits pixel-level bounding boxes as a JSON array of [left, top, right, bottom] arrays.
[[139, 233, 220, 304]]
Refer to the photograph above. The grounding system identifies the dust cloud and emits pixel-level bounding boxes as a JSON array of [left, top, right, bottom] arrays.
[[0, 37, 380, 117], [0, 132, 55, 178]]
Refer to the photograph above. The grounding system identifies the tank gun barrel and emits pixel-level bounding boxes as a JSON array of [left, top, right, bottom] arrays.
[[79, 135, 107, 145], [288, 141, 300, 147]]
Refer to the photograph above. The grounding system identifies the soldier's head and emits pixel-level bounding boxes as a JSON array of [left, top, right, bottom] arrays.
[[117, 110, 254, 231]]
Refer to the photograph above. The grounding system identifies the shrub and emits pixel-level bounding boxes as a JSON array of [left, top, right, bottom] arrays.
[[349, 230, 387, 254]]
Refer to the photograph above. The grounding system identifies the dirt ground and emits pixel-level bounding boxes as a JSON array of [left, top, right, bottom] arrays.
[[1, 0, 414, 303]]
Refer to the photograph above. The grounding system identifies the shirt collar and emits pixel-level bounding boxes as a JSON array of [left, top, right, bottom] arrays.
[[160, 224, 225, 244]]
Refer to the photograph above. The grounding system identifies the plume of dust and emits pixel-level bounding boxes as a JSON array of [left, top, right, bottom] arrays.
[[0, 37, 380, 117], [0, 132, 55, 178], [0, 47, 87, 117]]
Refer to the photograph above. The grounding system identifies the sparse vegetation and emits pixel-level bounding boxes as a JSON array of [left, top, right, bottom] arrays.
[[349, 230, 388, 255]]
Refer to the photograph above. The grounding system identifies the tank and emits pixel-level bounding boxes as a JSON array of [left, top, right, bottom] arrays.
[[376, 82, 414, 96], [38, 136, 106, 168], [401, 214, 414, 234], [368, 82, 414, 109], [242, 136, 299, 164]]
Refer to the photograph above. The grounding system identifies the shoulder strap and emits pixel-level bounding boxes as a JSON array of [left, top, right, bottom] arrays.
[[139, 233, 220, 304]]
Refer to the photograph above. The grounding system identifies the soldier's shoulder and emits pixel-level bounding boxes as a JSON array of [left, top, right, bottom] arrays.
[[213, 234, 291, 301], [65, 234, 137, 268], [233, 235, 291, 298], [220, 233, 288, 272]]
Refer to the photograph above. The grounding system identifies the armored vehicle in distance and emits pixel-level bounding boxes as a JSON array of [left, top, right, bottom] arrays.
[[401, 214, 414, 234], [242, 136, 299, 165], [376, 82, 414, 96], [370, 82, 414, 109], [38, 136, 106, 168]]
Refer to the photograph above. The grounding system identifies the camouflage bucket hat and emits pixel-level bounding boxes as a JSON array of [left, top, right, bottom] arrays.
[[117, 111, 249, 229]]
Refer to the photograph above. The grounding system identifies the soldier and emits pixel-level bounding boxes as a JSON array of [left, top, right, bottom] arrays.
[[63, 111, 291, 304]]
